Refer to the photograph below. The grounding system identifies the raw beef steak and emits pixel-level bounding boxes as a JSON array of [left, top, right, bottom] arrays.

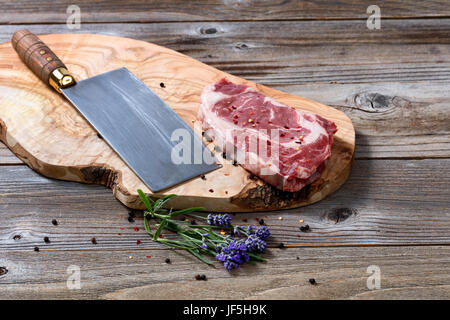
[[198, 79, 337, 192]]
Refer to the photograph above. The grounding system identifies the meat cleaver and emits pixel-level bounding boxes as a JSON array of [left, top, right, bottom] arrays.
[[12, 30, 221, 192]]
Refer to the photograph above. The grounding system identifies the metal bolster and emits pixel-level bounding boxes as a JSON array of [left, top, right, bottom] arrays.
[[49, 67, 76, 92]]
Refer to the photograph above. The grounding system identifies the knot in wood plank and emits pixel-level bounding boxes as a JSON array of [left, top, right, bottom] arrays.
[[353, 92, 409, 113], [323, 207, 358, 224], [0, 267, 8, 276]]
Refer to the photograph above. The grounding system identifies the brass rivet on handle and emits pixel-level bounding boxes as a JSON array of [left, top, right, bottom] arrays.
[[39, 50, 46, 55], [46, 56, 53, 61]]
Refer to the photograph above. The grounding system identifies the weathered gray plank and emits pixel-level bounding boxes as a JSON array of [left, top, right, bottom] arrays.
[[0, 144, 20, 164], [275, 81, 450, 159], [1, 20, 449, 84], [1, 0, 449, 24], [0, 21, 449, 161], [0, 159, 449, 251], [0, 245, 448, 299]]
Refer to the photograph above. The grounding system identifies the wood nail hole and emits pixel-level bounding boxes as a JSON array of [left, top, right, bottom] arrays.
[[0, 267, 8, 276]]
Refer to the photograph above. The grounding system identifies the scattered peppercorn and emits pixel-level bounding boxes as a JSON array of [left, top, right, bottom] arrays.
[[277, 242, 285, 249], [200, 174, 206, 180], [91, 237, 97, 244], [97, 133, 103, 139], [309, 278, 317, 285], [300, 225, 310, 232], [136, 240, 141, 245], [258, 219, 265, 225], [165, 258, 171, 264], [195, 274, 207, 281], [160, 82, 165, 88], [51, 219, 58, 226], [242, 218, 248, 222], [146, 256, 151, 259], [133, 227, 140, 232], [209, 189, 214, 193], [128, 216, 135, 223], [296, 257, 300, 260], [13, 235, 21, 240], [128, 210, 136, 218], [34, 246, 40, 252], [43, 237, 50, 243]]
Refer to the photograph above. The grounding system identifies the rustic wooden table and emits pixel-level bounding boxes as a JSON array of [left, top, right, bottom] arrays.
[[1, 1, 449, 300]]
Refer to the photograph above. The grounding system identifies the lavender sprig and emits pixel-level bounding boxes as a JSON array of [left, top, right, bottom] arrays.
[[137, 189, 271, 272]]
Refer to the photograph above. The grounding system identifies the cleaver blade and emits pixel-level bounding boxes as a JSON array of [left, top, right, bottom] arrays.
[[12, 30, 221, 192]]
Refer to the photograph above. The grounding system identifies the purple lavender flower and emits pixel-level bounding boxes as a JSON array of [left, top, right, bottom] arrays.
[[216, 239, 250, 272], [207, 213, 232, 227], [245, 235, 267, 253], [201, 233, 209, 249], [246, 225, 256, 234], [255, 226, 271, 240]]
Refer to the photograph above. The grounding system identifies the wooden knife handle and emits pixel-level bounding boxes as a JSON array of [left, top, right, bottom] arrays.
[[11, 29, 75, 92]]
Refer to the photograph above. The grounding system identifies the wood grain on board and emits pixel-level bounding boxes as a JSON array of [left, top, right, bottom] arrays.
[[0, 33, 355, 212], [1, 0, 449, 24]]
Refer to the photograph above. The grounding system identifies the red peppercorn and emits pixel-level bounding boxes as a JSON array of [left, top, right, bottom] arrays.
[[136, 240, 141, 245]]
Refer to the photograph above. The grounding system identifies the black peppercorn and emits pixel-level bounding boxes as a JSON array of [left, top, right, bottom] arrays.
[[51, 219, 58, 226], [300, 225, 310, 232], [43, 237, 50, 243], [165, 258, 171, 264], [309, 278, 317, 285]]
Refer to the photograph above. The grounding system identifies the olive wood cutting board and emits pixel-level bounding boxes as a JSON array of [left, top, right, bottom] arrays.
[[0, 34, 355, 212]]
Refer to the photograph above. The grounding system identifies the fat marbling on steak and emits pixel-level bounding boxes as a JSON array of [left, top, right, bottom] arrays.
[[198, 79, 337, 192]]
